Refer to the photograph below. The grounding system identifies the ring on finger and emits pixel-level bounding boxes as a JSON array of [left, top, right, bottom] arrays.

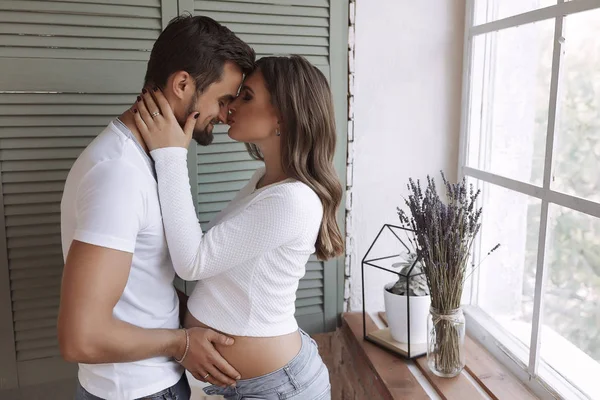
[[151, 111, 160, 118], [203, 373, 210, 380]]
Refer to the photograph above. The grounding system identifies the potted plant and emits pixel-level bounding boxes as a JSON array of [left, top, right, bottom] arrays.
[[383, 252, 431, 344]]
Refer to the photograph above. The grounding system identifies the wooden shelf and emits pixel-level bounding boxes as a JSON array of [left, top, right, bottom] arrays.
[[347, 312, 539, 400]]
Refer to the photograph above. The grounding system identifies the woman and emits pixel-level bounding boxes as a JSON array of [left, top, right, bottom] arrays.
[[133, 55, 343, 400]]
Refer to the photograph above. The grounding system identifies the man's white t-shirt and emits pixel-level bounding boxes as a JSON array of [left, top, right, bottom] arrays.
[[60, 120, 183, 399]]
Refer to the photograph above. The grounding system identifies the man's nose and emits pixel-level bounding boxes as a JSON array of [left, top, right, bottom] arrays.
[[217, 105, 228, 124]]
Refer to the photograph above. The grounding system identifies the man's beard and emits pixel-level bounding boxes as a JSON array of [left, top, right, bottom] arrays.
[[180, 94, 214, 146]]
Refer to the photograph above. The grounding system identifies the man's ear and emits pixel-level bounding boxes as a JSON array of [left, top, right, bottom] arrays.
[[169, 71, 194, 100]]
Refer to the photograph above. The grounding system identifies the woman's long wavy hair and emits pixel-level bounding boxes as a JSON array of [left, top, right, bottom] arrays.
[[245, 55, 344, 260]]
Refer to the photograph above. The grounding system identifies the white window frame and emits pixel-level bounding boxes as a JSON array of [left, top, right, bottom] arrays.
[[458, 1, 600, 399]]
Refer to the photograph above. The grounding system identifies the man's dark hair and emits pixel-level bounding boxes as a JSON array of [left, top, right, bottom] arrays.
[[144, 14, 255, 92]]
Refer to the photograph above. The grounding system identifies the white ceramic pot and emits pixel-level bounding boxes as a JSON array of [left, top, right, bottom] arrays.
[[383, 282, 431, 344]]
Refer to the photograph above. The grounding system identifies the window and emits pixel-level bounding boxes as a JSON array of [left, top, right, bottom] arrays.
[[460, 1, 600, 399]]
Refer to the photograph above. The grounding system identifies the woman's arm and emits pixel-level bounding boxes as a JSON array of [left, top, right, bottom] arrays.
[[151, 147, 316, 280]]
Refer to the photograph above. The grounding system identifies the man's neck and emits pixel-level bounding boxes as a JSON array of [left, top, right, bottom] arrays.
[[118, 110, 150, 154]]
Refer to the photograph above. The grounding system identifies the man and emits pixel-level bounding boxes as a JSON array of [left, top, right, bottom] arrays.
[[58, 15, 255, 400]]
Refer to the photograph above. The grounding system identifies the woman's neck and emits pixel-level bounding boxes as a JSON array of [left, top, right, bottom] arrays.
[[258, 146, 287, 189]]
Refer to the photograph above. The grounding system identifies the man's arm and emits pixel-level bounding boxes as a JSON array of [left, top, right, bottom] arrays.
[[176, 288, 189, 325], [58, 240, 184, 362], [58, 240, 240, 385]]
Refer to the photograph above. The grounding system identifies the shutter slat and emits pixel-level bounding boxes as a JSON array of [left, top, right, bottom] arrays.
[[0, 93, 134, 105], [304, 271, 324, 281], [0, 59, 147, 93], [8, 245, 62, 260], [6, 214, 61, 228], [197, 191, 237, 204], [197, 202, 230, 214], [209, 132, 233, 143], [295, 305, 323, 316], [14, 318, 57, 333], [216, 0, 329, 7], [3, 171, 69, 183], [38, 0, 161, 6], [12, 298, 60, 312], [198, 212, 219, 225], [197, 170, 255, 184], [0, 1, 160, 18], [296, 288, 324, 299], [0, 148, 83, 161], [9, 259, 64, 273], [0, 23, 159, 40], [252, 44, 328, 56], [197, 142, 247, 155], [5, 203, 61, 217], [0, 11, 161, 30], [0, 105, 124, 116], [295, 297, 323, 308], [221, 22, 328, 37], [16, 337, 59, 352], [256, 54, 328, 66], [16, 326, 58, 342], [215, 0, 328, 6], [237, 33, 328, 46], [7, 225, 62, 239], [198, 152, 254, 164], [9, 245, 63, 259], [13, 307, 58, 323], [197, 180, 247, 194], [10, 276, 62, 291], [17, 347, 60, 361], [3, 182, 65, 195], [197, 12, 328, 27], [198, 160, 261, 174], [0, 127, 103, 139], [17, 347, 61, 361], [11, 286, 61, 302], [10, 268, 62, 282], [2, 161, 75, 173], [305, 263, 322, 272], [0, 47, 151, 61], [0, 116, 115, 127], [195, 1, 328, 17], [298, 280, 323, 290], [8, 234, 62, 249], [0, 35, 156, 52]]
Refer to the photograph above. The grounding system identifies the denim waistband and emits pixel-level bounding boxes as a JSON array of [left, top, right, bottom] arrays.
[[204, 329, 316, 396]]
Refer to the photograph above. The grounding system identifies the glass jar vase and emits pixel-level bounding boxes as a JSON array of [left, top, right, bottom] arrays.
[[427, 307, 466, 378]]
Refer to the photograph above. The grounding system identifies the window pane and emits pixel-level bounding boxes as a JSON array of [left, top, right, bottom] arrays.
[[474, 0, 556, 26], [540, 205, 600, 399], [473, 179, 541, 363], [551, 9, 600, 203], [468, 20, 554, 185]]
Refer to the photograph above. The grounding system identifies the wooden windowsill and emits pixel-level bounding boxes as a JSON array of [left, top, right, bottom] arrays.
[[342, 312, 538, 400]]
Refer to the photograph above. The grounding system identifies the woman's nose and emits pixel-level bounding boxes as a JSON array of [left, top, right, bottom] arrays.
[[227, 103, 236, 117]]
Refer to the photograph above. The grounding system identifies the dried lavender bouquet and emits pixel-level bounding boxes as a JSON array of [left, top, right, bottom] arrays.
[[397, 173, 499, 375]]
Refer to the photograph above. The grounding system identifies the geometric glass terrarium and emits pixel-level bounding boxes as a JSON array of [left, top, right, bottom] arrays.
[[361, 224, 430, 358]]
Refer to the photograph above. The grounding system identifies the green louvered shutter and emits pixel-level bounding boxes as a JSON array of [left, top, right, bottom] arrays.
[[0, 0, 178, 390], [189, 0, 348, 334], [0, 0, 348, 392]]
